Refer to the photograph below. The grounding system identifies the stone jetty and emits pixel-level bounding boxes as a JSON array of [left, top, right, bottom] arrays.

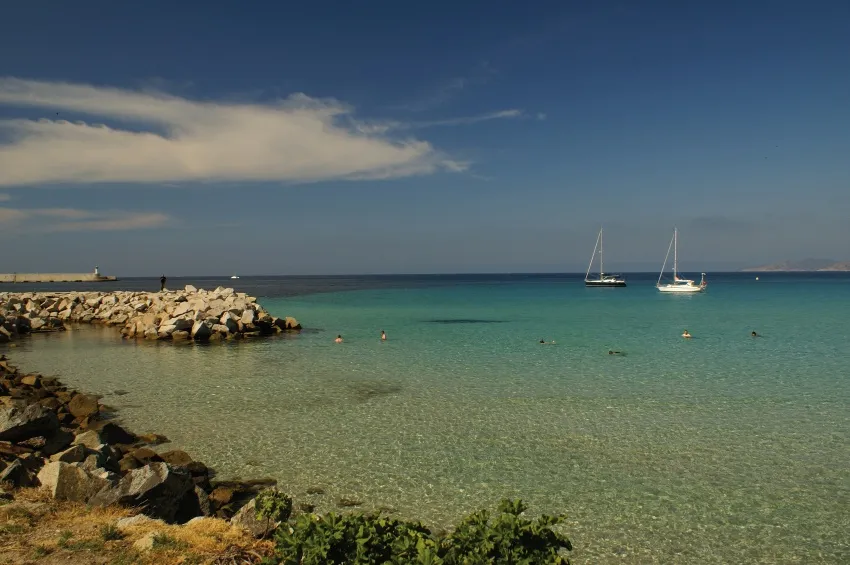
[[0, 285, 300, 344], [0, 354, 278, 530]]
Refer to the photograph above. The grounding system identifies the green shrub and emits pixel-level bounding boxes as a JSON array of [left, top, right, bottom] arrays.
[[268, 499, 571, 564], [441, 499, 572, 564], [256, 488, 294, 523], [100, 524, 124, 541]]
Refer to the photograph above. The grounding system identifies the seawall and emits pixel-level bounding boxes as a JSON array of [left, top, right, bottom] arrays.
[[0, 273, 118, 283], [0, 285, 301, 343]]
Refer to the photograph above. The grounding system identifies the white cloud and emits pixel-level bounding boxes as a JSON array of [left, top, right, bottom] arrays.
[[0, 207, 169, 232], [0, 78, 467, 187]]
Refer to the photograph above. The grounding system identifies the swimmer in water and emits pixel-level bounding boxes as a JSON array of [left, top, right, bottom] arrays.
[[334, 335, 343, 343], [682, 330, 692, 339], [751, 330, 759, 337], [608, 350, 624, 355], [539, 339, 555, 345], [381, 330, 387, 341]]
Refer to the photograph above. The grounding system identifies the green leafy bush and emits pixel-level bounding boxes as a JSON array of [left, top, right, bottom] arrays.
[[256, 488, 294, 523], [268, 499, 571, 564]]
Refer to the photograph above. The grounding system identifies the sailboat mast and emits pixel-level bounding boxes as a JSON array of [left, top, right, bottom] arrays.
[[599, 227, 604, 276], [673, 227, 678, 278], [585, 229, 600, 281]]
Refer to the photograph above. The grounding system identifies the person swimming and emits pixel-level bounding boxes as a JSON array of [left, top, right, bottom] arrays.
[[751, 330, 759, 337], [381, 330, 387, 341], [608, 350, 624, 355], [334, 335, 343, 343], [682, 330, 692, 339]]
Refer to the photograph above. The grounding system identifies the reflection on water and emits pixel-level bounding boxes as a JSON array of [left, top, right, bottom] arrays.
[[5, 276, 850, 564]]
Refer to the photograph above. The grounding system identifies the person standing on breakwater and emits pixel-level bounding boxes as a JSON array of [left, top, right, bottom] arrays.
[[160, 274, 167, 291]]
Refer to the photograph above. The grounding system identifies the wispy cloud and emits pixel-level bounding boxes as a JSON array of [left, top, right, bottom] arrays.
[[356, 109, 526, 135], [0, 207, 169, 232], [410, 109, 524, 128], [0, 78, 468, 187]]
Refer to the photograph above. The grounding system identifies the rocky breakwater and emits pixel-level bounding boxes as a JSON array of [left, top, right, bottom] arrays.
[[0, 285, 301, 344], [0, 354, 280, 534]]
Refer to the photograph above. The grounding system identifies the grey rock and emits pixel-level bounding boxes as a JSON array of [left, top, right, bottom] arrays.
[[171, 330, 190, 341], [49, 444, 88, 463], [0, 459, 33, 487], [117, 515, 155, 529], [72, 430, 102, 450], [90, 462, 194, 522], [191, 321, 211, 341], [240, 309, 256, 325], [175, 485, 211, 523], [68, 394, 99, 419], [157, 324, 177, 338], [0, 404, 60, 443], [116, 514, 165, 529], [42, 429, 75, 456], [230, 497, 278, 538], [37, 461, 109, 502]]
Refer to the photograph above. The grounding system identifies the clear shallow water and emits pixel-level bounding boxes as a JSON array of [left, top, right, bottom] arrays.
[[5, 273, 849, 564]]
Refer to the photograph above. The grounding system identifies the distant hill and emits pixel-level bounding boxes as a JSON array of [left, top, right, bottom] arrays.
[[742, 259, 850, 272]]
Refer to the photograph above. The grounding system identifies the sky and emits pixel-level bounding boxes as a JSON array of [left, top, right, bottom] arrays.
[[1, 0, 849, 275]]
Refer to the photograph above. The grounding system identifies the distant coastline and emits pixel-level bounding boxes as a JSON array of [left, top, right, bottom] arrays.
[[741, 259, 850, 272]]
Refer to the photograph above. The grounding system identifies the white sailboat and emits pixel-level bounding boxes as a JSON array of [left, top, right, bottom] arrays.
[[657, 228, 706, 293], [585, 227, 626, 287]]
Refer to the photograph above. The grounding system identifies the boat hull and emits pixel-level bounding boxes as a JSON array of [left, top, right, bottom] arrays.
[[657, 284, 705, 293], [585, 280, 627, 287]]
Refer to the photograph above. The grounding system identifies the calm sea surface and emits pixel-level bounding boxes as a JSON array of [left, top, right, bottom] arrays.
[[5, 273, 849, 564]]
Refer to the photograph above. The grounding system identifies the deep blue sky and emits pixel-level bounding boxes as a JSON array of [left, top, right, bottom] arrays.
[[1, 0, 848, 275]]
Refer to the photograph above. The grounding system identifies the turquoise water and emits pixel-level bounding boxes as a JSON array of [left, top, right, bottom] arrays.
[[5, 274, 849, 563]]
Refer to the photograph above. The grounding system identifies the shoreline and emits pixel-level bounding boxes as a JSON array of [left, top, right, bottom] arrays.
[[1, 352, 280, 527]]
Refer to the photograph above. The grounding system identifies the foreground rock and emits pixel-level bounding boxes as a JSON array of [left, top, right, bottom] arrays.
[[0, 286, 301, 344], [0, 354, 279, 525], [90, 462, 194, 522]]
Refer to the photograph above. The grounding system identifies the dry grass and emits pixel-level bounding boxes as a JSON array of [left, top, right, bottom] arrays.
[[0, 488, 274, 565]]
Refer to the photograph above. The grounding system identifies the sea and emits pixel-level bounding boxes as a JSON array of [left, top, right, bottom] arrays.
[[4, 272, 849, 564]]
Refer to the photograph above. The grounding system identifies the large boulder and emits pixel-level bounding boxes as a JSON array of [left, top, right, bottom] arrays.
[[89, 462, 194, 522], [68, 394, 100, 419], [37, 461, 109, 502], [191, 321, 211, 341], [49, 444, 88, 463], [42, 429, 75, 456], [159, 450, 192, 467], [175, 486, 211, 523], [0, 404, 59, 443], [171, 302, 193, 318]]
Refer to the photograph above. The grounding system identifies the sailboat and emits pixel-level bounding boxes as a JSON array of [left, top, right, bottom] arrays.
[[657, 228, 706, 293], [585, 227, 626, 287]]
